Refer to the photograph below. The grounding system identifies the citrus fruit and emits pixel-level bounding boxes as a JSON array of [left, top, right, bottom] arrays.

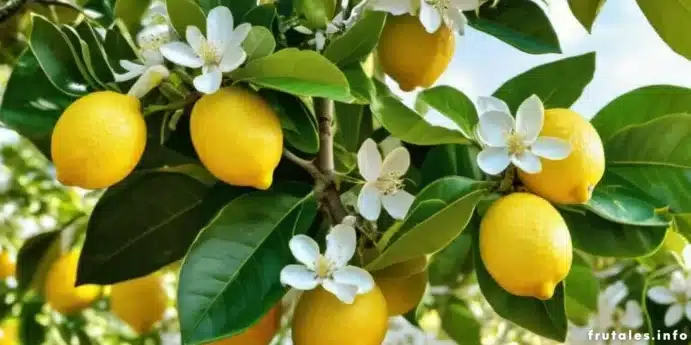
[[0, 252, 16, 280], [374, 257, 428, 316], [0, 319, 17, 345], [213, 306, 280, 345], [51, 91, 146, 189], [480, 193, 572, 300], [190, 87, 283, 190], [111, 272, 168, 335], [377, 14, 454, 92], [44, 250, 102, 315], [292, 286, 388, 345], [295, 0, 336, 29], [518, 108, 605, 204]]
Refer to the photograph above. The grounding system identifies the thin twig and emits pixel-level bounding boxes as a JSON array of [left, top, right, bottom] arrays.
[[282, 149, 324, 180]]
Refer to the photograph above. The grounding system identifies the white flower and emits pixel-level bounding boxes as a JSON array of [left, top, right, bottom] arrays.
[[280, 216, 375, 304], [356, 139, 415, 221], [647, 270, 691, 327], [368, 0, 481, 33], [160, 6, 250, 94], [115, 24, 172, 99], [142, 0, 169, 27], [475, 95, 571, 175], [293, 12, 344, 51]]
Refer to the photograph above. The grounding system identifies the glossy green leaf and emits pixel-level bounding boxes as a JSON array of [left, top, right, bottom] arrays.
[[585, 185, 669, 227], [60, 25, 101, 89], [420, 145, 484, 186], [104, 21, 139, 72], [323, 11, 386, 66], [416, 86, 478, 140], [75, 20, 115, 86], [672, 214, 691, 245], [243, 4, 277, 28], [568, 0, 605, 32], [231, 48, 351, 102], [16, 230, 61, 293], [342, 63, 375, 104], [199, 0, 256, 19], [166, 0, 206, 36], [178, 188, 317, 345], [637, 0, 691, 60], [242, 26, 276, 61], [334, 102, 373, 152], [609, 166, 691, 213], [466, 0, 560, 55], [428, 225, 475, 286], [261, 90, 319, 154], [442, 298, 482, 345], [564, 263, 599, 325], [493, 52, 595, 112], [114, 0, 153, 34]]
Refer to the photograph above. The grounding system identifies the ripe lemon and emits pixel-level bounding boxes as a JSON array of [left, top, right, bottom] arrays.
[[214, 306, 280, 345], [51, 91, 146, 189], [44, 250, 102, 315], [377, 14, 454, 92], [111, 272, 168, 335], [292, 286, 388, 345], [0, 319, 17, 345], [0, 252, 16, 280], [518, 108, 605, 204], [480, 193, 572, 300], [374, 257, 428, 316], [190, 87, 283, 190]]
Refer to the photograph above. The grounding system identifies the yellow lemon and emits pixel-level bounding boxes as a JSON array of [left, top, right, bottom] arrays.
[[111, 272, 168, 335], [0, 252, 16, 280], [480, 193, 572, 300], [377, 14, 454, 92], [44, 250, 102, 315], [214, 306, 280, 345], [0, 319, 17, 345], [190, 87, 283, 190], [518, 108, 605, 204], [374, 257, 428, 316], [51, 91, 146, 189], [292, 286, 388, 345]]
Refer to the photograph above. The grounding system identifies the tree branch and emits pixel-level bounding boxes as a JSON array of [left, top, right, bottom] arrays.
[[282, 149, 324, 180], [314, 98, 347, 223]]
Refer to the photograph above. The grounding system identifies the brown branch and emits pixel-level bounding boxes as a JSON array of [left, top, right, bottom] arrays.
[[282, 149, 324, 180], [314, 98, 347, 223]]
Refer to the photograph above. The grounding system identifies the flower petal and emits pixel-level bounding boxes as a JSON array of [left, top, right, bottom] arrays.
[[665, 304, 684, 327], [381, 147, 411, 176], [314, 32, 326, 51], [333, 266, 375, 294], [685, 301, 691, 322], [358, 182, 382, 221], [369, 0, 416, 15], [293, 25, 313, 34], [160, 42, 203, 68], [324, 224, 357, 268], [207, 6, 234, 50], [323, 279, 359, 304], [511, 152, 542, 174], [219, 45, 246, 72], [648, 286, 676, 304], [451, 0, 481, 10], [443, 7, 466, 31], [602, 281, 628, 309], [120, 60, 146, 73], [419, 1, 442, 33], [531, 137, 571, 160], [289, 234, 320, 269], [231, 23, 252, 45], [670, 271, 687, 294], [477, 96, 510, 116], [382, 190, 415, 220], [193, 66, 222, 94], [357, 138, 382, 182], [621, 300, 644, 329], [280, 264, 319, 290], [141, 49, 165, 65], [186, 25, 204, 54], [476, 147, 511, 175], [127, 65, 170, 99], [477, 110, 514, 147], [515, 95, 544, 142]]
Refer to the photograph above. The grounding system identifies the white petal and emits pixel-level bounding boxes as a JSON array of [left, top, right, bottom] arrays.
[[685, 302, 691, 322], [382, 190, 415, 220], [325, 22, 340, 34], [477, 110, 514, 147], [665, 304, 684, 327], [670, 271, 687, 294], [293, 25, 313, 34], [186, 25, 205, 54], [368, 0, 416, 15], [381, 147, 410, 176], [127, 65, 170, 99], [141, 49, 164, 66], [358, 182, 382, 221], [314, 32, 326, 51], [219, 45, 246, 72], [511, 152, 542, 174], [357, 139, 382, 182], [620, 301, 644, 329], [531, 137, 571, 160], [444, 8, 465, 31], [231, 23, 252, 46], [476, 147, 511, 175], [207, 6, 234, 50], [515, 95, 544, 142], [324, 224, 357, 268], [683, 244, 691, 269], [280, 265, 319, 290], [120, 60, 146, 73], [419, 2, 442, 33], [477, 96, 510, 116], [341, 215, 357, 227], [332, 266, 375, 294], [193, 66, 222, 94], [114, 65, 145, 82], [648, 286, 676, 304], [160, 42, 203, 68], [323, 279, 359, 304], [450, 0, 481, 11], [602, 281, 628, 308], [289, 235, 320, 269]]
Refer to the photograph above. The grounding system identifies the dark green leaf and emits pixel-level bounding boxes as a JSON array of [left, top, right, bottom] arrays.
[[104, 21, 139, 72], [334, 103, 372, 153], [609, 166, 691, 213], [420, 145, 484, 186], [83, 0, 116, 23], [568, 0, 605, 32], [416, 86, 478, 140], [323, 11, 386, 66], [198, 0, 256, 19], [60, 25, 101, 89], [19, 298, 46, 345], [260, 90, 319, 154], [16, 230, 61, 293], [114, 0, 153, 34], [442, 298, 482, 345], [243, 4, 276, 28], [428, 226, 474, 286], [585, 185, 669, 227], [166, 0, 206, 36], [636, 0, 691, 60], [242, 26, 276, 61], [75, 20, 115, 85], [342, 63, 374, 104]]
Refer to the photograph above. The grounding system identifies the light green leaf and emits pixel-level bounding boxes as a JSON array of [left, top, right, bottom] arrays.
[[261, 90, 319, 154], [636, 0, 691, 60], [343, 63, 375, 104], [442, 298, 482, 345], [199, 0, 256, 19], [242, 26, 276, 61], [672, 214, 691, 245], [585, 185, 670, 227], [416, 86, 478, 140], [166, 0, 206, 36], [609, 166, 691, 213], [568, 0, 606, 32], [75, 21, 116, 86], [114, 0, 153, 34], [334, 102, 373, 153], [323, 11, 386, 66], [428, 225, 475, 286], [231, 48, 351, 102], [564, 263, 599, 325]]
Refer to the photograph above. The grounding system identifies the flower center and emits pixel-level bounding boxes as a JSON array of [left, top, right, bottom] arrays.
[[426, 0, 450, 13], [506, 132, 528, 155], [375, 172, 404, 196], [314, 255, 333, 278], [137, 25, 171, 51], [199, 39, 222, 65]]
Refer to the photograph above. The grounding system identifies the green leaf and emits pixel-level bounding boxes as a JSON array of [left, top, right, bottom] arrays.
[[609, 166, 691, 213], [342, 63, 375, 104], [260, 90, 319, 154], [323, 11, 386, 67], [416, 86, 478, 140], [178, 188, 317, 345], [82, 0, 116, 24], [231, 48, 351, 102], [114, 0, 153, 34], [428, 226, 475, 286], [75, 20, 116, 86], [466, 0, 560, 55], [166, 0, 206, 36], [492, 52, 595, 112], [585, 185, 670, 227], [104, 21, 139, 71], [60, 25, 101, 89], [636, 0, 691, 60], [29, 15, 90, 96], [568, 0, 606, 32], [442, 298, 482, 345], [366, 177, 489, 271], [371, 81, 470, 146], [564, 263, 599, 325], [19, 299, 46, 345], [16, 230, 61, 293], [473, 228, 567, 342], [199, 0, 256, 19], [672, 214, 691, 245], [243, 4, 277, 28], [560, 209, 667, 258], [420, 145, 484, 186], [242, 26, 276, 61], [77, 173, 247, 284]]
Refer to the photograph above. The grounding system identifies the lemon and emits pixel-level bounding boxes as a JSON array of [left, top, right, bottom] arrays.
[[518, 108, 605, 204], [292, 286, 388, 345], [214, 306, 280, 345], [377, 14, 454, 92], [51, 91, 146, 189], [0, 319, 17, 345], [44, 250, 102, 315], [111, 272, 168, 335], [190, 87, 283, 190], [0, 252, 16, 280], [374, 257, 428, 316], [480, 193, 572, 300]]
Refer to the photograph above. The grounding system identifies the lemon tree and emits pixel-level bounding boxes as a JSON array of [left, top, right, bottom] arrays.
[[2, 0, 691, 344]]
